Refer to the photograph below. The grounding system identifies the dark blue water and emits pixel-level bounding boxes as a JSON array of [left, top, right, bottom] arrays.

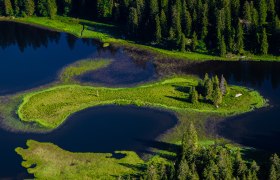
[[0, 105, 177, 179], [185, 61, 280, 152], [1, 21, 280, 178], [0, 21, 156, 95]]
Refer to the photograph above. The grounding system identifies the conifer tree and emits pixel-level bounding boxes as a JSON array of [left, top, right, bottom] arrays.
[[205, 78, 213, 100], [13, 0, 21, 16], [236, 21, 244, 54], [270, 165, 277, 180], [180, 33, 186, 52], [260, 28, 269, 55], [24, 0, 35, 16], [251, 2, 259, 26], [243, 1, 252, 23], [47, 0, 57, 19], [258, 0, 267, 25], [128, 7, 138, 36], [269, 154, 280, 180], [218, 35, 227, 57], [146, 163, 159, 180], [220, 75, 229, 95], [190, 87, 198, 104], [191, 31, 198, 51], [213, 87, 223, 107], [201, 3, 208, 40], [37, 0, 49, 17], [160, 9, 168, 36], [171, 4, 182, 39], [267, 0, 275, 22], [4, 0, 13, 16], [155, 14, 162, 43], [177, 159, 189, 180]]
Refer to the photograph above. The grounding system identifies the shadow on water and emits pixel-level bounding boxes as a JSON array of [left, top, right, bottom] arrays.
[[0, 21, 157, 95], [181, 60, 280, 154], [0, 105, 177, 179]]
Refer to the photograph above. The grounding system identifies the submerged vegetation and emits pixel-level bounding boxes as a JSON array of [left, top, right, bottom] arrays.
[[17, 76, 265, 129], [59, 58, 111, 83]]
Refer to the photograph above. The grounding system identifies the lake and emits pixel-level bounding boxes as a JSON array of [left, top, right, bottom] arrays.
[[1, 21, 280, 178], [0, 105, 177, 178]]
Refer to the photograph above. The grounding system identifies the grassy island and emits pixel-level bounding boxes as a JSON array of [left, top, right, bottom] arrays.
[[15, 140, 145, 179], [17, 76, 265, 129]]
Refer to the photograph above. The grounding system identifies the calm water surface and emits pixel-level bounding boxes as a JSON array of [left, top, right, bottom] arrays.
[[0, 21, 156, 95], [186, 61, 280, 152], [0, 21, 280, 178], [0, 105, 177, 178]]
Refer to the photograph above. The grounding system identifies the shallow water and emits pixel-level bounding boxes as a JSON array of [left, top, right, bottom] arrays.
[[0, 21, 156, 95], [1, 21, 280, 177], [0, 105, 177, 178]]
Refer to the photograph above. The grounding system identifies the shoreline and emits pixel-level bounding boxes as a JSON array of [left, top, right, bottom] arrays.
[[1, 16, 279, 62]]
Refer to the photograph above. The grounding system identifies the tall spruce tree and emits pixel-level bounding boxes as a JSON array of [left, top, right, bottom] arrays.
[[24, 0, 35, 16], [155, 14, 162, 43], [258, 0, 267, 25], [260, 28, 269, 55], [236, 21, 244, 54], [191, 32, 198, 51], [180, 33, 186, 52], [4, 0, 13, 16]]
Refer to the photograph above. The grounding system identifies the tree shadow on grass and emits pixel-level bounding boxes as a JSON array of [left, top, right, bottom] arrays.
[[165, 95, 188, 103], [79, 22, 123, 39], [172, 85, 191, 94]]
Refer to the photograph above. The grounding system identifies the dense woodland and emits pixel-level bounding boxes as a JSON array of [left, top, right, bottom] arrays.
[[139, 124, 280, 180], [0, 0, 279, 56]]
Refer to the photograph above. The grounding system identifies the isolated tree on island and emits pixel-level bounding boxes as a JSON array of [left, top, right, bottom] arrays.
[[190, 87, 199, 104], [205, 78, 213, 100], [182, 122, 198, 156], [213, 85, 223, 107], [220, 75, 229, 95]]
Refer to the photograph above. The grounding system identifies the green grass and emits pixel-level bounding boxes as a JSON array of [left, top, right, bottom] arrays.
[[15, 140, 144, 179], [59, 58, 111, 83], [1, 16, 278, 61], [17, 76, 266, 129]]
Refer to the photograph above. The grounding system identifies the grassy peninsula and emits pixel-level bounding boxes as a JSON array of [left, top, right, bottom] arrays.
[[17, 76, 265, 129]]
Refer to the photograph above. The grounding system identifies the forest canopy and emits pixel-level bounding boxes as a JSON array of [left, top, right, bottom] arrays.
[[0, 0, 279, 56]]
